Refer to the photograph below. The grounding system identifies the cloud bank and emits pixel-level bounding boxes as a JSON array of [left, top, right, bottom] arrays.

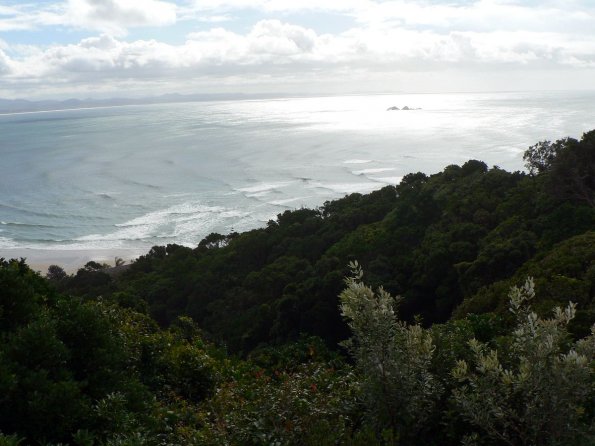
[[1, 0, 594, 98]]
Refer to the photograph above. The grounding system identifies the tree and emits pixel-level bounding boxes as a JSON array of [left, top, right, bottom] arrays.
[[548, 132, 595, 207], [46, 264, 67, 282], [83, 260, 107, 271], [523, 139, 564, 175], [0, 260, 217, 445], [523, 132, 595, 207]]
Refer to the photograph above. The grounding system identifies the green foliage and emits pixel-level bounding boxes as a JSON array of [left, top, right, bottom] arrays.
[[524, 131, 595, 207], [0, 258, 54, 331], [452, 278, 595, 445], [455, 231, 595, 337], [0, 433, 23, 446], [0, 260, 217, 445], [47, 264, 68, 282], [523, 139, 565, 174], [340, 262, 443, 444], [193, 338, 358, 445], [3, 132, 595, 445], [339, 268, 594, 445], [2, 240, 595, 445], [197, 360, 357, 446]]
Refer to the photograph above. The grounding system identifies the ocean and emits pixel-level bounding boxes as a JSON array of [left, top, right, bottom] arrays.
[[1, 91, 594, 255]]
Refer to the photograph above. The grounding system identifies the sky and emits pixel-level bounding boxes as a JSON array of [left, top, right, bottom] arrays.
[[0, 0, 594, 99]]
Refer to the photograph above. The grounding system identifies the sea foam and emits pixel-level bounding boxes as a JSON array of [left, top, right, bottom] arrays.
[[2, 91, 593, 254], [352, 167, 396, 175], [76, 202, 248, 247], [307, 181, 381, 195], [343, 159, 372, 164]]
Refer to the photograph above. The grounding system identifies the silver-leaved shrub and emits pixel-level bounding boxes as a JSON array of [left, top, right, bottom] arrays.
[[340, 261, 443, 443], [341, 266, 594, 446], [452, 277, 595, 446]]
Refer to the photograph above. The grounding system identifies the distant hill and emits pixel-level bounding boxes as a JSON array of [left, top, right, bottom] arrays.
[[0, 92, 299, 114]]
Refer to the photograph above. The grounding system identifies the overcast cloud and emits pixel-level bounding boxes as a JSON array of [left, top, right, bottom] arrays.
[[0, 0, 594, 98]]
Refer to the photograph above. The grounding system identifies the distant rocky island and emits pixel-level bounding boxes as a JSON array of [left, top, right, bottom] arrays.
[[386, 105, 421, 111]]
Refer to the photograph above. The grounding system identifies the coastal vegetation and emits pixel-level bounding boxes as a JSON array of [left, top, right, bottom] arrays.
[[1, 131, 594, 445]]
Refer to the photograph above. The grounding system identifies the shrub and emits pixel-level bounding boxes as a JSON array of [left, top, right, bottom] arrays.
[[452, 278, 595, 446], [339, 262, 442, 444]]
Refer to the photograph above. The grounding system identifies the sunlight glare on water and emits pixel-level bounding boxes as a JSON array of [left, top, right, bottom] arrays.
[[0, 91, 594, 252]]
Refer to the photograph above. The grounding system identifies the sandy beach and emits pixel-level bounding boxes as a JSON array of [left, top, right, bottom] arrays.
[[0, 248, 144, 274]]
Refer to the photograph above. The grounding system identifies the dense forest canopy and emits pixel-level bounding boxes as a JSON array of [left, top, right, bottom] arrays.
[[52, 131, 595, 352], [1, 131, 594, 445]]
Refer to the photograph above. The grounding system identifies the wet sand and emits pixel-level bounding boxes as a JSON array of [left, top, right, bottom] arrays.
[[0, 248, 144, 274]]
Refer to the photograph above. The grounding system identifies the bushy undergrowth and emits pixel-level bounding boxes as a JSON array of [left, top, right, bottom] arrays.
[[339, 268, 594, 446]]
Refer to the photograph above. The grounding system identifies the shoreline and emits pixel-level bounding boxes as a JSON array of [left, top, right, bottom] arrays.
[[0, 248, 144, 274]]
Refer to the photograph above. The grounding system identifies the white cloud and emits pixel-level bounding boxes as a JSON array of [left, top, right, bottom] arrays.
[[2, 0, 595, 36], [354, 0, 595, 35], [65, 0, 177, 35], [0, 0, 177, 35], [1, 1, 595, 97], [0, 50, 12, 74], [0, 4, 44, 31], [183, 0, 368, 15], [185, 20, 318, 62], [183, 0, 595, 35], [2, 18, 593, 88]]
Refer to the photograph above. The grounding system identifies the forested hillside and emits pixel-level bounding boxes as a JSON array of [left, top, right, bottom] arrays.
[[55, 131, 595, 353], [1, 131, 594, 445]]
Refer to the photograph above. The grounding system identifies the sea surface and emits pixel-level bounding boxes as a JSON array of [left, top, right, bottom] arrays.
[[1, 91, 594, 254]]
